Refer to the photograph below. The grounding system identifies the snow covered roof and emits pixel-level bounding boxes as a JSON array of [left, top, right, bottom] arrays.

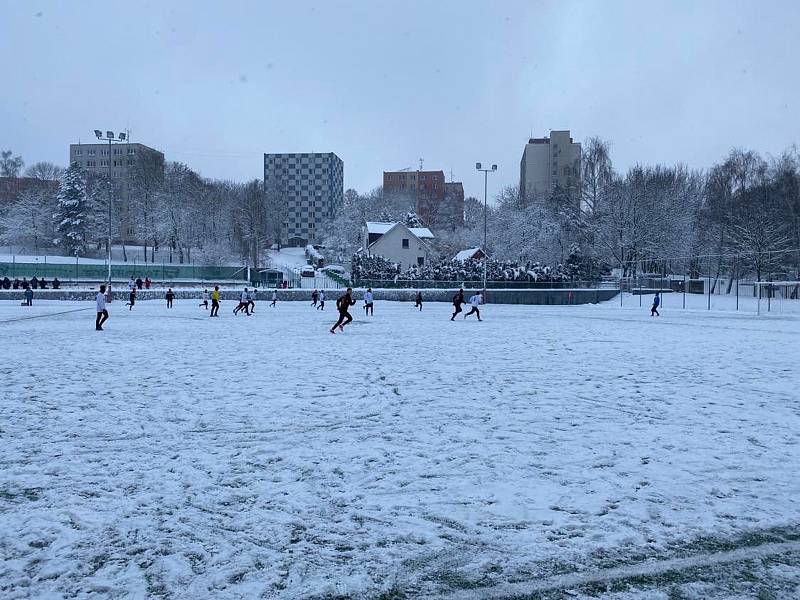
[[410, 227, 434, 239], [454, 248, 483, 261], [365, 222, 395, 235], [365, 222, 434, 240]]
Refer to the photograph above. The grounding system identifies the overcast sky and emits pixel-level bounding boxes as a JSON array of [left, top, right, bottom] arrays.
[[2, 0, 799, 199]]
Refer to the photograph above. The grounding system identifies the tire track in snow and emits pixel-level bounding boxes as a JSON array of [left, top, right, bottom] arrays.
[[442, 540, 800, 599]]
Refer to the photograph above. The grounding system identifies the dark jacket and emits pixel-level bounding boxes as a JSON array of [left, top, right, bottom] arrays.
[[453, 291, 464, 306], [337, 293, 355, 312]]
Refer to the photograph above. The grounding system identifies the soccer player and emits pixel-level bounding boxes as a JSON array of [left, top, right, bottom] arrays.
[[311, 289, 319, 307], [317, 290, 325, 310], [270, 289, 278, 308], [199, 289, 209, 310], [234, 288, 250, 315], [166, 288, 175, 308], [464, 291, 483, 321], [210, 286, 220, 317], [363, 288, 374, 316], [450, 288, 465, 321], [248, 288, 257, 313], [96, 285, 109, 331], [126, 288, 136, 310], [414, 291, 423, 311], [651, 292, 660, 317], [330, 288, 356, 334]]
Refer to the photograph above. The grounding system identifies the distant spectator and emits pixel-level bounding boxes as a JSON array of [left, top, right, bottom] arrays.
[[135, 276, 143, 290], [21, 277, 28, 290], [2, 276, 10, 290], [52, 277, 61, 289], [128, 277, 135, 291], [145, 277, 152, 289], [24, 286, 33, 307], [12, 278, 20, 289], [39, 278, 48, 289], [31, 276, 39, 290]]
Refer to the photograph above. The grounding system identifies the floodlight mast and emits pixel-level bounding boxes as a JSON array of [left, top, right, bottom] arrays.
[[94, 129, 125, 286], [475, 162, 498, 298]]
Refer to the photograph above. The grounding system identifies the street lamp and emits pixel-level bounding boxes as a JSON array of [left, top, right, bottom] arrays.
[[475, 162, 497, 297], [94, 129, 126, 285]]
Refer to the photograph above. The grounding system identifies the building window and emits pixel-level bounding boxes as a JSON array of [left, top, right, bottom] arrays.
[[88, 149, 95, 155], [402, 238, 409, 249], [73, 149, 82, 156], [417, 256, 425, 266], [113, 149, 121, 155], [127, 148, 136, 155], [100, 160, 108, 167], [101, 149, 109, 156]]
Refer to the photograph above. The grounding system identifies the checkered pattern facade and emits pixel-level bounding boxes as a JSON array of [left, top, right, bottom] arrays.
[[263, 152, 343, 246]]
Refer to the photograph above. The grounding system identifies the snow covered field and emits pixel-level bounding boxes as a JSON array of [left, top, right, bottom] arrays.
[[1, 297, 799, 599]]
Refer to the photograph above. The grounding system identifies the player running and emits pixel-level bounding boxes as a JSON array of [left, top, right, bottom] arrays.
[[317, 290, 326, 310], [248, 288, 257, 313], [330, 287, 356, 334], [125, 287, 136, 310], [311, 289, 319, 307], [199, 289, 209, 310], [96, 285, 109, 331], [270, 289, 278, 308], [464, 291, 483, 321], [414, 291, 423, 311], [450, 288, 465, 321], [233, 288, 250, 316]]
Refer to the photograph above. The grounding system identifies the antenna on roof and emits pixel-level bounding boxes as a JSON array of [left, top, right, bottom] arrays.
[[418, 157, 424, 171], [449, 169, 454, 182]]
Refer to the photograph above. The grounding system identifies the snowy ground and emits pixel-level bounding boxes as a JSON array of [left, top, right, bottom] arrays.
[[1, 297, 799, 599]]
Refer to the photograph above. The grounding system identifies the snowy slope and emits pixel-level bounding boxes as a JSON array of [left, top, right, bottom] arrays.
[[1, 299, 799, 598]]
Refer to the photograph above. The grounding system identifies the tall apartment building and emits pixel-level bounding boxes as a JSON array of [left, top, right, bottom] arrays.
[[68, 141, 165, 199], [383, 169, 464, 230], [264, 152, 344, 246], [519, 130, 581, 203]]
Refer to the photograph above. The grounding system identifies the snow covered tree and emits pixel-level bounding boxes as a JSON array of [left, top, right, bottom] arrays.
[[404, 211, 424, 227], [53, 163, 90, 256], [0, 189, 58, 251]]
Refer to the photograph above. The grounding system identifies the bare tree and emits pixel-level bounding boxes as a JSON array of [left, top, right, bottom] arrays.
[[1, 150, 24, 178], [24, 161, 64, 181]]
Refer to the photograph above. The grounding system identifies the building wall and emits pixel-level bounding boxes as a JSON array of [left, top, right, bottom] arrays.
[[368, 225, 430, 271], [384, 169, 464, 230], [69, 142, 164, 182], [520, 130, 581, 203], [0, 177, 59, 205], [264, 152, 344, 247]]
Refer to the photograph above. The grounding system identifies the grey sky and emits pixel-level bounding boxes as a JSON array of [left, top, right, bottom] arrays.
[[2, 0, 799, 199]]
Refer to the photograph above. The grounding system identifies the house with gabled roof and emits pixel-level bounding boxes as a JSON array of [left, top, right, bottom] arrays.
[[362, 222, 435, 271]]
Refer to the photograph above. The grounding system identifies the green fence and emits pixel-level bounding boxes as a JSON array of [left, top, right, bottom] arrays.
[[0, 260, 248, 282]]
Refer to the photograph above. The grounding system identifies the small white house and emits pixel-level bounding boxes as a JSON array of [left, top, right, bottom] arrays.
[[362, 222, 434, 271]]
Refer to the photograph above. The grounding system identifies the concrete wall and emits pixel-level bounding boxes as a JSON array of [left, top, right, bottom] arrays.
[[0, 288, 618, 305]]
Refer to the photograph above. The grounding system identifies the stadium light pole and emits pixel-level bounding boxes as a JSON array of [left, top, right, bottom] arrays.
[[93, 129, 127, 284], [475, 163, 497, 296]]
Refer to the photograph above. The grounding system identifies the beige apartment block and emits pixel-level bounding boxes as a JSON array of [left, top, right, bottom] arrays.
[[519, 130, 581, 204]]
